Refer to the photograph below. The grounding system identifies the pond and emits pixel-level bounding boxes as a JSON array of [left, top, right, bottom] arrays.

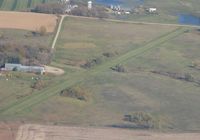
[[178, 14, 200, 26], [95, 0, 144, 6], [95, 0, 123, 5]]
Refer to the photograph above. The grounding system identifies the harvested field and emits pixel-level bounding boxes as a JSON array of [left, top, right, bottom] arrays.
[[0, 11, 58, 32], [15, 124, 200, 140], [0, 122, 19, 140]]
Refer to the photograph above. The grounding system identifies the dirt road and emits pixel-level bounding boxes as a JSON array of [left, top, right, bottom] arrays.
[[44, 65, 64, 75], [15, 124, 200, 140], [64, 14, 200, 28], [51, 15, 65, 49]]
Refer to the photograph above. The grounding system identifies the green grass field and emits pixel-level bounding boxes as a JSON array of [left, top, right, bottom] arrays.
[[0, 0, 55, 11], [2, 16, 200, 132]]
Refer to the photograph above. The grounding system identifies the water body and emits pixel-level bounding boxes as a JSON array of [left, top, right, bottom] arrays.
[[95, 0, 144, 6], [136, 0, 144, 5], [95, 0, 123, 5], [178, 14, 200, 26]]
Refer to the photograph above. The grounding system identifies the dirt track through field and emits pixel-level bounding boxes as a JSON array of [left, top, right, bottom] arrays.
[[51, 15, 65, 49], [0, 11, 57, 32], [15, 124, 200, 140], [44, 65, 64, 75]]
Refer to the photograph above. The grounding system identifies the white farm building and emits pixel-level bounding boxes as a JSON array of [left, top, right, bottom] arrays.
[[3, 63, 45, 75], [148, 8, 157, 13]]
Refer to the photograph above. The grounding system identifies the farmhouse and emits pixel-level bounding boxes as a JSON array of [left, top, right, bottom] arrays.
[[2, 63, 45, 75], [147, 8, 157, 13]]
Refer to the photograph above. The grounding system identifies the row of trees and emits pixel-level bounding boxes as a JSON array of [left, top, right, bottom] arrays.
[[32, 1, 108, 18], [0, 42, 51, 67], [71, 5, 108, 18], [32, 3, 66, 14]]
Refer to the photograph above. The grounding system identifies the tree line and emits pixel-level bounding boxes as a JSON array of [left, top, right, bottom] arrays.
[[0, 41, 51, 67]]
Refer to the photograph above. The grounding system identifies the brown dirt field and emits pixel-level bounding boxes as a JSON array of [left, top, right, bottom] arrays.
[[0, 11, 58, 32], [15, 124, 200, 140], [0, 122, 20, 140]]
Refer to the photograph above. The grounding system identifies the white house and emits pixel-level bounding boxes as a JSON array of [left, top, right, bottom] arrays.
[[148, 8, 157, 13]]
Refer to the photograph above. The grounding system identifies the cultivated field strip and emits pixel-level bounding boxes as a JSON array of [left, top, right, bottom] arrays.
[[0, 0, 52, 11], [0, 27, 186, 116], [15, 124, 200, 140], [0, 0, 4, 8]]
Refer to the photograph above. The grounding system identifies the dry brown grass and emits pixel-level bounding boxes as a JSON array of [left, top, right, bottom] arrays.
[[0, 11, 58, 32], [64, 42, 96, 49]]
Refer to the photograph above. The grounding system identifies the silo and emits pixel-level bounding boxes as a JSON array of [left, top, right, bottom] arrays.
[[88, 1, 92, 10]]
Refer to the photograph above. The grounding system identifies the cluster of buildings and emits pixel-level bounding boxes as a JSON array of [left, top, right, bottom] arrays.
[[58, 0, 157, 15], [108, 4, 157, 15], [65, 4, 78, 13], [146, 8, 157, 13], [109, 5, 130, 15], [59, 0, 69, 3], [0, 63, 45, 75], [59, 0, 93, 13]]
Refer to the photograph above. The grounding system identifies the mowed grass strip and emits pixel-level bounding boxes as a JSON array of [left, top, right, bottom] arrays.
[[11, 0, 18, 11], [15, 0, 28, 10], [30, 0, 41, 7], [1, 0, 13, 10], [0, 0, 4, 8], [27, 0, 32, 8], [0, 27, 186, 116]]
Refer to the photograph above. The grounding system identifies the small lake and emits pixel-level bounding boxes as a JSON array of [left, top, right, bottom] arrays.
[[95, 0, 123, 5], [95, 0, 144, 6], [178, 14, 200, 26]]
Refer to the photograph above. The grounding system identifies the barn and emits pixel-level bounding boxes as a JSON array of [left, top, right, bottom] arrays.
[[4, 63, 45, 75]]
